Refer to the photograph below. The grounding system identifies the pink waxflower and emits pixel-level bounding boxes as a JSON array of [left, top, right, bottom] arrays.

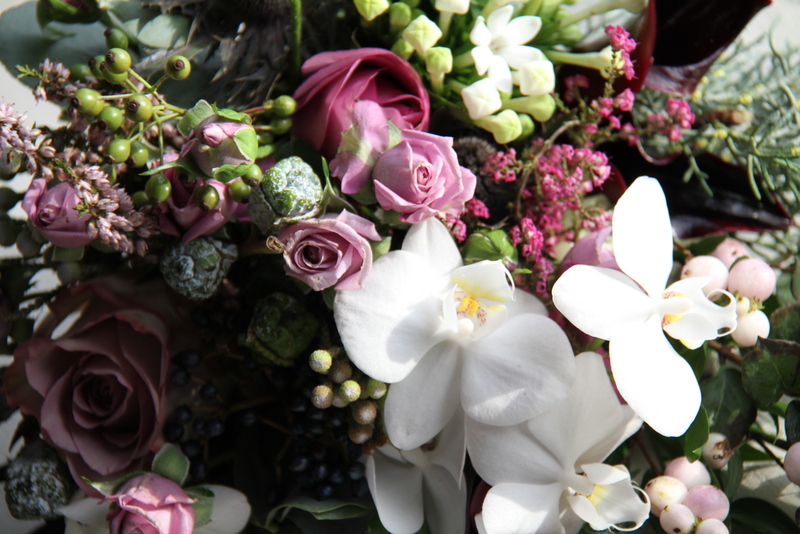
[[21, 179, 93, 248], [279, 211, 382, 291], [106, 474, 195, 534], [292, 48, 430, 159]]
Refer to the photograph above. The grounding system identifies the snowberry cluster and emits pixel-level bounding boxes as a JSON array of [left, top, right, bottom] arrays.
[[680, 238, 776, 347]]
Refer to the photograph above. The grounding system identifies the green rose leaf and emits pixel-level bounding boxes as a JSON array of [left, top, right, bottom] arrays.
[[742, 338, 800, 407], [151, 443, 190, 486], [81, 471, 145, 497], [186, 486, 215, 527], [211, 104, 251, 124], [213, 163, 251, 183], [178, 100, 215, 137]]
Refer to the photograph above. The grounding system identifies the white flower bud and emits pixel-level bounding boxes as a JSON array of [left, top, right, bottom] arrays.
[[702, 433, 733, 469], [731, 309, 769, 347], [475, 109, 523, 144], [644, 476, 689, 517], [664, 456, 711, 489], [391, 39, 415, 60], [659, 504, 696, 534], [727, 258, 776, 301], [681, 256, 729, 296], [682, 485, 730, 521], [426, 47, 453, 75], [354, 0, 390, 21], [402, 15, 443, 56], [461, 78, 502, 119], [518, 59, 555, 96], [503, 94, 556, 122]]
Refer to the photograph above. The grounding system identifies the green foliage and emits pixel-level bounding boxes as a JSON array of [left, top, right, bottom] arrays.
[[770, 302, 800, 342], [462, 229, 519, 265], [742, 338, 800, 407], [151, 443, 190, 486], [701, 368, 757, 446], [730, 498, 800, 534], [785, 399, 800, 445], [681, 406, 709, 462]]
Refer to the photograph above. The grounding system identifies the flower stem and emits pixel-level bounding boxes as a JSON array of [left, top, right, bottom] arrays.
[[290, 0, 302, 84]]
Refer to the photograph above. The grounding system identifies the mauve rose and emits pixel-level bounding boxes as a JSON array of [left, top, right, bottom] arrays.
[[155, 155, 246, 243], [292, 48, 430, 159], [372, 130, 476, 224], [106, 474, 195, 534], [3, 279, 173, 491], [21, 179, 93, 248], [279, 211, 381, 291]]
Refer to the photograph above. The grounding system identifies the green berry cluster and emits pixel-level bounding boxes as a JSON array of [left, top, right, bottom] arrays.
[[252, 95, 299, 158]]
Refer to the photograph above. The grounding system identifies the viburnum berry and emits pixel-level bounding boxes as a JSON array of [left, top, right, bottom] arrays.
[[105, 139, 131, 164], [69, 63, 92, 82], [105, 48, 132, 74], [96, 106, 124, 131], [125, 94, 154, 122], [269, 117, 292, 135], [88, 55, 105, 78], [196, 185, 220, 211], [166, 55, 191, 80], [127, 141, 149, 168], [104, 28, 129, 50], [71, 88, 103, 116], [272, 95, 297, 117], [99, 61, 128, 84], [242, 163, 263, 187], [227, 179, 251, 203]]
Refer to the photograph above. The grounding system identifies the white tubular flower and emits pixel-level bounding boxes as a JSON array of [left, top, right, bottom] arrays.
[[517, 59, 555, 96], [461, 78, 503, 119], [334, 218, 575, 450], [469, 353, 649, 534], [552, 177, 738, 437], [402, 15, 443, 56], [366, 411, 467, 534], [435, 0, 470, 14], [470, 5, 543, 93]]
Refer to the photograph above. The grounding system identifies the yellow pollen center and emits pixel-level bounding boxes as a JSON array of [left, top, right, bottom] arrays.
[[662, 313, 681, 327], [458, 296, 480, 317]]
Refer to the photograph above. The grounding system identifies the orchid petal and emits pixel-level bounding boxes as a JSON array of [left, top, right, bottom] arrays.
[[505, 287, 547, 317], [402, 215, 464, 279], [366, 453, 425, 534], [429, 408, 467, 487], [610, 315, 701, 436], [486, 5, 514, 36], [494, 16, 542, 48], [481, 482, 566, 534], [194, 485, 252, 534], [462, 314, 575, 426], [422, 465, 468, 534], [475, 513, 488, 534], [334, 250, 445, 383], [552, 265, 655, 340], [451, 261, 513, 303], [567, 473, 649, 531], [612, 177, 674, 298], [581, 463, 628, 485], [384, 342, 462, 450]]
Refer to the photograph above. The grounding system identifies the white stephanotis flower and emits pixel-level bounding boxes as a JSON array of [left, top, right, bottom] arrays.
[[552, 177, 738, 437], [470, 5, 544, 93], [468, 352, 649, 534], [366, 411, 467, 534], [334, 217, 575, 450]]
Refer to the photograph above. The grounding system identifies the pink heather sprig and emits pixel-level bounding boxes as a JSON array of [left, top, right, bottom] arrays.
[[465, 198, 490, 219], [510, 218, 554, 298], [645, 98, 696, 142], [481, 148, 520, 183], [605, 25, 636, 81], [32, 59, 80, 104], [0, 102, 55, 180]]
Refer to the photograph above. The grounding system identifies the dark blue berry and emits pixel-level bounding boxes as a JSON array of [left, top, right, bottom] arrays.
[[171, 368, 190, 386], [200, 382, 218, 400], [206, 418, 225, 438], [190, 461, 208, 480], [289, 422, 305, 436], [306, 408, 325, 421], [289, 456, 310, 472], [352, 478, 369, 498], [242, 356, 259, 371], [182, 439, 203, 458], [290, 395, 307, 413], [328, 409, 346, 427], [164, 422, 184, 442], [347, 462, 366, 481], [307, 421, 325, 436], [173, 405, 192, 424], [315, 484, 334, 500], [311, 443, 327, 462], [347, 442, 363, 461], [293, 437, 311, 454], [239, 411, 257, 427], [311, 462, 328, 482], [192, 418, 208, 436], [328, 468, 345, 485], [331, 427, 348, 442], [173, 349, 202, 368]]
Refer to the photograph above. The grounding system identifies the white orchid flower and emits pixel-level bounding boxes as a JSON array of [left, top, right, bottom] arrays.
[[469, 352, 649, 534], [334, 217, 575, 450], [366, 411, 467, 534], [552, 177, 738, 437], [470, 5, 544, 93]]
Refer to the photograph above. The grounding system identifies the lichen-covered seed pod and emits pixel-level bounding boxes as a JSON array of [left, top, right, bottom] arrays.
[[238, 292, 319, 366], [159, 236, 238, 300], [5, 439, 75, 520], [248, 156, 323, 234]]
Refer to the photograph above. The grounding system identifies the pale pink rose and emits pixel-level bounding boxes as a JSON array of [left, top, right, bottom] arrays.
[[279, 211, 381, 291], [293, 48, 429, 159], [21, 179, 93, 248], [4, 279, 174, 492], [372, 130, 476, 223], [558, 227, 619, 275], [106, 474, 195, 534]]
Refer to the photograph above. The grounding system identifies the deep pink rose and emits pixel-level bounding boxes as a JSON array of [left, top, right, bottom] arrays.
[[21, 179, 93, 248], [155, 155, 246, 243], [372, 130, 476, 224], [4, 279, 175, 491], [106, 474, 195, 534], [292, 48, 430, 159], [279, 211, 381, 291]]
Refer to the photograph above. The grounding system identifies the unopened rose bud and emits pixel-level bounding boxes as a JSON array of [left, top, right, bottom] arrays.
[[665, 456, 711, 489], [682, 485, 730, 521], [659, 504, 696, 534], [727, 258, 776, 301], [702, 433, 733, 469], [695, 518, 729, 534], [351, 400, 378, 425], [309, 350, 334, 373], [681, 256, 729, 296], [644, 475, 689, 517], [329, 359, 353, 384], [311, 384, 334, 409], [731, 309, 769, 347]]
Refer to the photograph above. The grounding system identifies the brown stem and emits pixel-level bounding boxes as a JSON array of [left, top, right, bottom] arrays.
[[632, 434, 661, 477], [709, 340, 743, 365]]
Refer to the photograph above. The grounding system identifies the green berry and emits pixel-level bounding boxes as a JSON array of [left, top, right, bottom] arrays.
[[272, 95, 296, 117], [145, 174, 171, 203], [104, 28, 129, 50], [101, 66, 128, 85], [96, 106, 124, 131], [105, 138, 131, 164], [125, 95, 153, 122], [227, 180, 251, 203], [257, 131, 275, 145], [88, 55, 104, 78], [196, 185, 220, 211], [127, 141, 149, 168], [269, 117, 292, 135], [242, 163, 263, 187], [71, 88, 101, 114], [131, 190, 149, 208], [166, 55, 191, 80], [105, 48, 132, 74], [69, 63, 91, 82]]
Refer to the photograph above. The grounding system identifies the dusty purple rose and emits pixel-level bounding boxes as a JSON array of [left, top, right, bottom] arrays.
[[372, 130, 476, 224], [558, 227, 620, 275], [106, 474, 195, 534], [21, 179, 93, 248], [279, 211, 381, 291]]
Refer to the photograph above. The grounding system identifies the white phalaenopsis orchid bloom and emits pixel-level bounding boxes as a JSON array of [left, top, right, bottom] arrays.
[[366, 411, 467, 534], [470, 6, 544, 93], [468, 352, 649, 534], [552, 177, 738, 437], [334, 218, 575, 450]]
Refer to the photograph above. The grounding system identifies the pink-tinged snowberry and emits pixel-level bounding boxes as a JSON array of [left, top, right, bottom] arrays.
[[784, 442, 800, 485], [727, 258, 775, 301], [659, 503, 696, 534], [682, 485, 730, 521], [711, 237, 750, 268], [731, 309, 769, 347], [702, 433, 733, 469], [644, 476, 688, 517], [681, 256, 729, 296], [664, 456, 711, 489], [695, 518, 729, 534]]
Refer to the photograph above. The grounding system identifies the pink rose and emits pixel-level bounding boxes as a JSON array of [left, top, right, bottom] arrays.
[[21, 179, 93, 248], [372, 130, 476, 223], [184, 119, 257, 178], [557, 227, 620, 275], [4, 279, 174, 491], [279, 211, 381, 291], [106, 474, 195, 534], [292, 48, 430, 159], [155, 155, 246, 243]]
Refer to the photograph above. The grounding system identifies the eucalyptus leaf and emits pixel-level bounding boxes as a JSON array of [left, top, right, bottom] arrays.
[[730, 498, 800, 534], [151, 443, 190, 485], [742, 338, 800, 406], [371, 236, 392, 261], [681, 406, 709, 462], [137, 13, 189, 48]]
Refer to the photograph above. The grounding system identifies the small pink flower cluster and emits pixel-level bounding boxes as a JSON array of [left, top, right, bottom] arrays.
[[646, 98, 696, 142], [587, 89, 637, 134], [510, 218, 552, 297], [605, 25, 636, 80], [481, 148, 519, 183]]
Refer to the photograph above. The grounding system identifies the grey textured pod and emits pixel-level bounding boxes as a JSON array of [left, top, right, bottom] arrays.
[[160, 236, 238, 300], [248, 156, 323, 234], [5, 439, 75, 520]]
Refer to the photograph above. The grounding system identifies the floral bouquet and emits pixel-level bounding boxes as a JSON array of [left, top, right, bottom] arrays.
[[1, 0, 800, 533]]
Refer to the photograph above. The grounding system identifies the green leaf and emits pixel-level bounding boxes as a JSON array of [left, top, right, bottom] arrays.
[[742, 338, 800, 407], [212, 105, 251, 123], [730, 498, 800, 534], [186, 486, 215, 527], [234, 127, 259, 162], [462, 229, 518, 265], [81, 471, 145, 496], [777, 270, 796, 307], [137, 13, 189, 48], [736, 443, 774, 462], [371, 236, 392, 261], [178, 100, 215, 137], [286, 509, 372, 534], [676, 341, 706, 381], [681, 406, 709, 461], [701, 368, 757, 446], [213, 163, 251, 183], [264, 495, 372, 529], [687, 234, 727, 256], [770, 302, 800, 342], [721, 451, 743, 498], [792, 261, 800, 302], [51, 245, 84, 262], [151, 443, 190, 485], [785, 399, 800, 445], [257, 144, 276, 159]]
